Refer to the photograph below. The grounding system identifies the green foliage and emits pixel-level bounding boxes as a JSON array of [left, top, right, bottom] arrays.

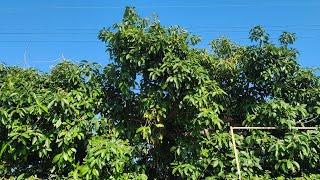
[[1, 7, 320, 179], [279, 32, 296, 46], [249, 25, 270, 46], [0, 61, 143, 179], [245, 99, 308, 128]]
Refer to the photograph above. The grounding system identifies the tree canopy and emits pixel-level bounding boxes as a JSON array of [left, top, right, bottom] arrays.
[[0, 7, 320, 179]]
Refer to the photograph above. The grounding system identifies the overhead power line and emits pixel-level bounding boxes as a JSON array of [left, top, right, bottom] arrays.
[[0, 40, 100, 43], [1, 29, 320, 35], [2, 5, 318, 10], [0, 36, 315, 44], [0, 28, 320, 36], [53, 4, 320, 9], [1, 24, 320, 30], [0, 0, 320, 10]]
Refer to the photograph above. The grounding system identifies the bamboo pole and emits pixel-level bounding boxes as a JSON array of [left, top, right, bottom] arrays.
[[232, 126, 317, 130], [230, 126, 241, 180]]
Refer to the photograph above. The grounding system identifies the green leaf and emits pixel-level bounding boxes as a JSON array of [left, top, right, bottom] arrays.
[[155, 123, 164, 128]]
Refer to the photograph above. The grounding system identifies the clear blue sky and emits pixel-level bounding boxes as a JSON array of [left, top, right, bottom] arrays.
[[0, 0, 319, 71]]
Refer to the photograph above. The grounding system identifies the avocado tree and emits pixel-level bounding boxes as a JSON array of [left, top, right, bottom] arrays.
[[0, 7, 319, 179], [0, 62, 146, 179], [98, 7, 320, 179]]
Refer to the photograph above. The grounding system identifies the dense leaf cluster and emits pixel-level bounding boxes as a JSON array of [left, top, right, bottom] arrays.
[[0, 7, 320, 179]]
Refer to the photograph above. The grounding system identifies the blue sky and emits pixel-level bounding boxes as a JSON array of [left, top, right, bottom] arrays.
[[0, 0, 319, 71]]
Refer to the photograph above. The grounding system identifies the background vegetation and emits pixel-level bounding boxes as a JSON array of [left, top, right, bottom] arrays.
[[0, 7, 320, 179]]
